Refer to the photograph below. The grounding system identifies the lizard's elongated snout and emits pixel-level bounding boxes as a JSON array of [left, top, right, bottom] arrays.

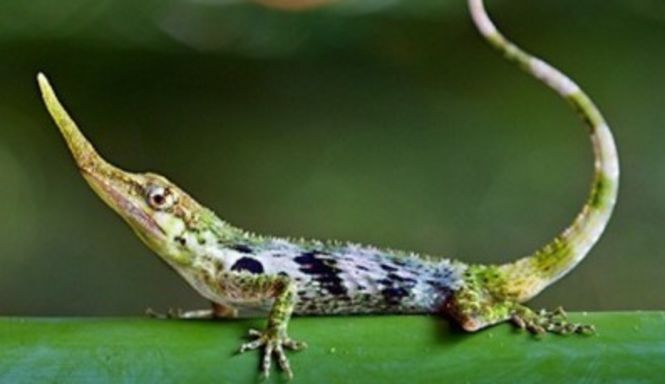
[[37, 73, 109, 172], [38, 73, 166, 242]]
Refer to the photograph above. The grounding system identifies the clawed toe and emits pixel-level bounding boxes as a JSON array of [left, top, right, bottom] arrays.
[[238, 328, 306, 379], [145, 308, 163, 318], [145, 307, 184, 319], [283, 338, 307, 351], [247, 329, 263, 338], [511, 306, 595, 336]]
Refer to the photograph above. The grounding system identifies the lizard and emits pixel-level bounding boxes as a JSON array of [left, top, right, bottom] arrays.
[[36, 0, 618, 379]]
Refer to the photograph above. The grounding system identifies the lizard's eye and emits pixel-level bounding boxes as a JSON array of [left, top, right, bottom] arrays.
[[146, 185, 176, 210]]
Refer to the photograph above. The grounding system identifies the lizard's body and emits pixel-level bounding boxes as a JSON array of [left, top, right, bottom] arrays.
[[37, 0, 619, 379], [160, 223, 465, 316]]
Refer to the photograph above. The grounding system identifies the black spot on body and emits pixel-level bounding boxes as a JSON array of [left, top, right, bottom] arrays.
[[393, 259, 409, 267], [380, 264, 398, 272], [231, 244, 254, 254], [387, 273, 416, 284], [174, 236, 186, 246], [294, 252, 347, 296], [426, 277, 453, 293], [381, 287, 410, 305], [231, 257, 264, 274], [377, 271, 417, 306], [378, 278, 392, 286]]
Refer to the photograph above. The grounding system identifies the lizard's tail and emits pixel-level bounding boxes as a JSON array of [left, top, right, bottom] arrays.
[[468, 0, 619, 303]]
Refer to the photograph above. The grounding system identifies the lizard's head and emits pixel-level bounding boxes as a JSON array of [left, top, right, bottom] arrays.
[[37, 73, 209, 265]]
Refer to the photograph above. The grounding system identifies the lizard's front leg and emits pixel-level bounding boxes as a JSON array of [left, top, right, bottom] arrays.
[[220, 272, 306, 379]]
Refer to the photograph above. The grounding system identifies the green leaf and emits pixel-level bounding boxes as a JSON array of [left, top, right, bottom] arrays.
[[1, 312, 663, 383]]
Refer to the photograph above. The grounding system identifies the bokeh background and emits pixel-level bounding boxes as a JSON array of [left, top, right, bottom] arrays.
[[1, 0, 663, 315]]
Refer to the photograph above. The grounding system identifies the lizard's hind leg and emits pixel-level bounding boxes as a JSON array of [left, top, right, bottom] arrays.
[[444, 265, 594, 335]]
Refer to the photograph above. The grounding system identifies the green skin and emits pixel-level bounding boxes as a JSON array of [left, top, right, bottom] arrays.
[[37, 0, 619, 379]]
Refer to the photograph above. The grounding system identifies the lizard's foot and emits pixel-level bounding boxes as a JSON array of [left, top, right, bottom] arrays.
[[511, 306, 595, 335], [146, 303, 238, 319], [145, 307, 218, 319], [145, 307, 170, 319], [239, 328, 307, 379], [145, 307, 191, 319]]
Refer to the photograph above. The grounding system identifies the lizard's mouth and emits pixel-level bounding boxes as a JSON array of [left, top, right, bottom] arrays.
[[81, 168, 165, 241]]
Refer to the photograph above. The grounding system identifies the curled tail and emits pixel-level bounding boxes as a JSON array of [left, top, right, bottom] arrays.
[[469, 0, 619, 302]]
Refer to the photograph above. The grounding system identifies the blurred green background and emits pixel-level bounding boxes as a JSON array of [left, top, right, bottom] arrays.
[[0, 0, 663, 316]]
